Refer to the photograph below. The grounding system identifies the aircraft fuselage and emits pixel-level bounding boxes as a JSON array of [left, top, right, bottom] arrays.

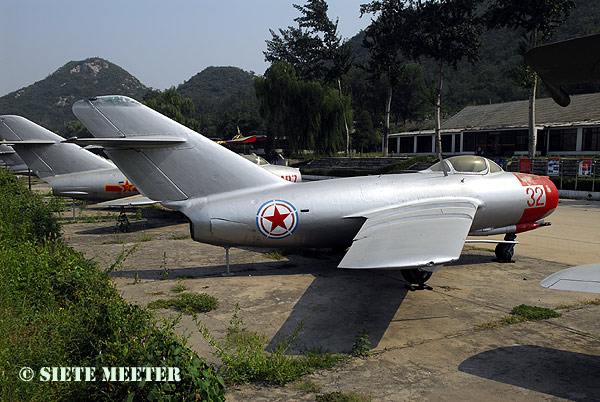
[[173, 169, 558, 250]]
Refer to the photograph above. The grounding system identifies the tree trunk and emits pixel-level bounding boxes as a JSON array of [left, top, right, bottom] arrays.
[[338, 78, 350, 157], [435, 62, 447, 176], [528, 29, 538, 159], [383, 77, 392, 157]]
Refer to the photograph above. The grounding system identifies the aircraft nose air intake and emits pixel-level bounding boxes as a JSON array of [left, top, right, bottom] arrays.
[[513, 173, 559, 224]]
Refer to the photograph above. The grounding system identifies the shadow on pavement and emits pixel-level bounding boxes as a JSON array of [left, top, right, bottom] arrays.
[[459, 345, 600, 401]]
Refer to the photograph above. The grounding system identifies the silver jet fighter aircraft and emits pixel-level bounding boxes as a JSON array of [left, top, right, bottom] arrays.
[[0, 115, 140, 201], [0, 144, 29, 174], [73, 96, 559, 284]]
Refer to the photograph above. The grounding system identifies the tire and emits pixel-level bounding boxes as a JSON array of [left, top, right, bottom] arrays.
[[401, 269, 433, 284]]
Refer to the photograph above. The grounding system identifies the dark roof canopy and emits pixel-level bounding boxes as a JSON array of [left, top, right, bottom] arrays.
[[442, 92, 600, 131]]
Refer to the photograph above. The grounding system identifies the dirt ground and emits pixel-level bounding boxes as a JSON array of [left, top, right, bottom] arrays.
[[33, 179, 600, 401]]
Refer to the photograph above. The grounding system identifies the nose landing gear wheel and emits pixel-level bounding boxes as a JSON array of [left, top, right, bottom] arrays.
[[401, 269, 433, 290], [495, 233, 516, 263]]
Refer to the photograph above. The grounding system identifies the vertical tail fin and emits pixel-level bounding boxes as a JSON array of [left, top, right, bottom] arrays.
[[73, 96, 285, 202], [0, 115, 115, 178]]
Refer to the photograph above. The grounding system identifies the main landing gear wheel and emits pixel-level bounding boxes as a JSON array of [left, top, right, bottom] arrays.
[[401, 269, 433, 290], [495, 233, 516, 263]]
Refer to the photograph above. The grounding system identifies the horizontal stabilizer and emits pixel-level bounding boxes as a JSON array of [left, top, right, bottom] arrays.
[[5, 140, 56, 145], [339, 198, 479, 269], [66, 137, 186, 148], [98, 194, 157, 207], [0, 115, 116, 178], [540, 264, 600, 293]]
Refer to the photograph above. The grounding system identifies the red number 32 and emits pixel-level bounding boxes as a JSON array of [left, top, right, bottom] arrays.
[[526, 186, 545, 207]]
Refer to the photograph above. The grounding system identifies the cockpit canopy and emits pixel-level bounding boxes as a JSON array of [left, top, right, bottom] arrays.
[[427, 155, 503, 175]]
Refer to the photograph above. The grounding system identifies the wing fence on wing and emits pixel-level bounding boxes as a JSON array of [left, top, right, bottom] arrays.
[[339, 198, 479, 270]]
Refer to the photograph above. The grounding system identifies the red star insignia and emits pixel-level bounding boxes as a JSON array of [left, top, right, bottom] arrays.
[[120, 179, 135, 193], [264, 205, 290, 231]]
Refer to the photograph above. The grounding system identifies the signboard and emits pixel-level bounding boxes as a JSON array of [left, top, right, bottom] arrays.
[[519, 158, 531, 173], [578, 159, 593, 177], [547, 159, 561, 176]]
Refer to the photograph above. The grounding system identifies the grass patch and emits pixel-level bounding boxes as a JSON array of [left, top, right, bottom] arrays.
[[169, 234, 191, 240], [147, 292, 219, 314], [293, 379, 322, 393], [197, 304, 346, 385], [136, 232, 154, 242], [265, 251, 285, 260], [316, 391, 372, 402], [580, 298, 600, 306], [476, 304, 561, 329]]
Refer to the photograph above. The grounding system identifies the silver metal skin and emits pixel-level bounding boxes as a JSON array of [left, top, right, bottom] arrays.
[[540, 264, 600, 293], [0, 115, 139, 201], [73, 96, 559, 271], [0, 144, 29, 174]]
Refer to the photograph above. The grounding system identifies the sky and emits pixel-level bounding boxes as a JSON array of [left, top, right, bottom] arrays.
[[0, 0, 372, 96]]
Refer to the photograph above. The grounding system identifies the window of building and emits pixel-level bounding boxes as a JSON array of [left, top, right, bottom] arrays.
[[549, 128, 577, 151], [583, 127, 600, 151], [463, 132, 475, 152], [399, 137, 414, 153], [441, 135, 453, 153], [416, 136, 432, 153]]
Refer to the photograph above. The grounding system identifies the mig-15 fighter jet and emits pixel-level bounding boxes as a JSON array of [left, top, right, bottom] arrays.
[[72, 96, 558, 285]]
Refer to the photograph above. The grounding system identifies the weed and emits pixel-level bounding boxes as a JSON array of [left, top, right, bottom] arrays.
[[134, 208, 143, 220], [160, 251, 169, 279], [172, 278, 187, 293], [169, 234, 191, 240], [197, 304, 345, 385], [106, 242, 140, 273], [293, 379, 322, 393], [316, 391, 372, 402], [580, 298, 600, 306], [351, 329, 372, 357], [136, 232, 154, 242], [116, 209, 130, 232], [438, 285, 461, 291], [147, 292, 219, 314], [265, 251, 285, 260]]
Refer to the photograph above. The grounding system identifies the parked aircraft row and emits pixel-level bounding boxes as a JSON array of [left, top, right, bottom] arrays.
[[0, 98, 570, 286], [0, 116, 301, 205]]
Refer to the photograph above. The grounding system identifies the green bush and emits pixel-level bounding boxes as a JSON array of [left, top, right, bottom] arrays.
[[0, 170, 225, 401]]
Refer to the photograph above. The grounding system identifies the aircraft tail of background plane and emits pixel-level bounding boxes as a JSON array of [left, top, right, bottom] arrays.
[[72, 96, 285, 202], [0, 144, 29, 173], [0, 115, 115, 179]]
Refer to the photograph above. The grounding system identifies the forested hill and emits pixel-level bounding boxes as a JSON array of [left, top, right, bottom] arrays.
[[348, 0, 600, 115], [176, 66, 260, 138], [0, 58, 147, 134]]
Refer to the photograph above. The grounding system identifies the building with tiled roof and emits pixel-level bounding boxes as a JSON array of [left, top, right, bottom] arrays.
[[389, 92, 600, 157]]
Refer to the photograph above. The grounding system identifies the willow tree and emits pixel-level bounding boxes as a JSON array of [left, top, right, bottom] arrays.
[[265, 0, 353, 155], [255, 61, 350, 155], [485, 0, 575, 158]]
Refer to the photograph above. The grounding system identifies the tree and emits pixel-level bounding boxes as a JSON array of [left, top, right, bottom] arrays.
[[360, 0, 409, 157], [398, 0, 483, 169], [142, 88, 200, 131], [265, 0, 353, 155], [391, 63, 428, 126], [353, 109, 378, 154], [255, 61, 350, 155], [485, 0, 575, 158]]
